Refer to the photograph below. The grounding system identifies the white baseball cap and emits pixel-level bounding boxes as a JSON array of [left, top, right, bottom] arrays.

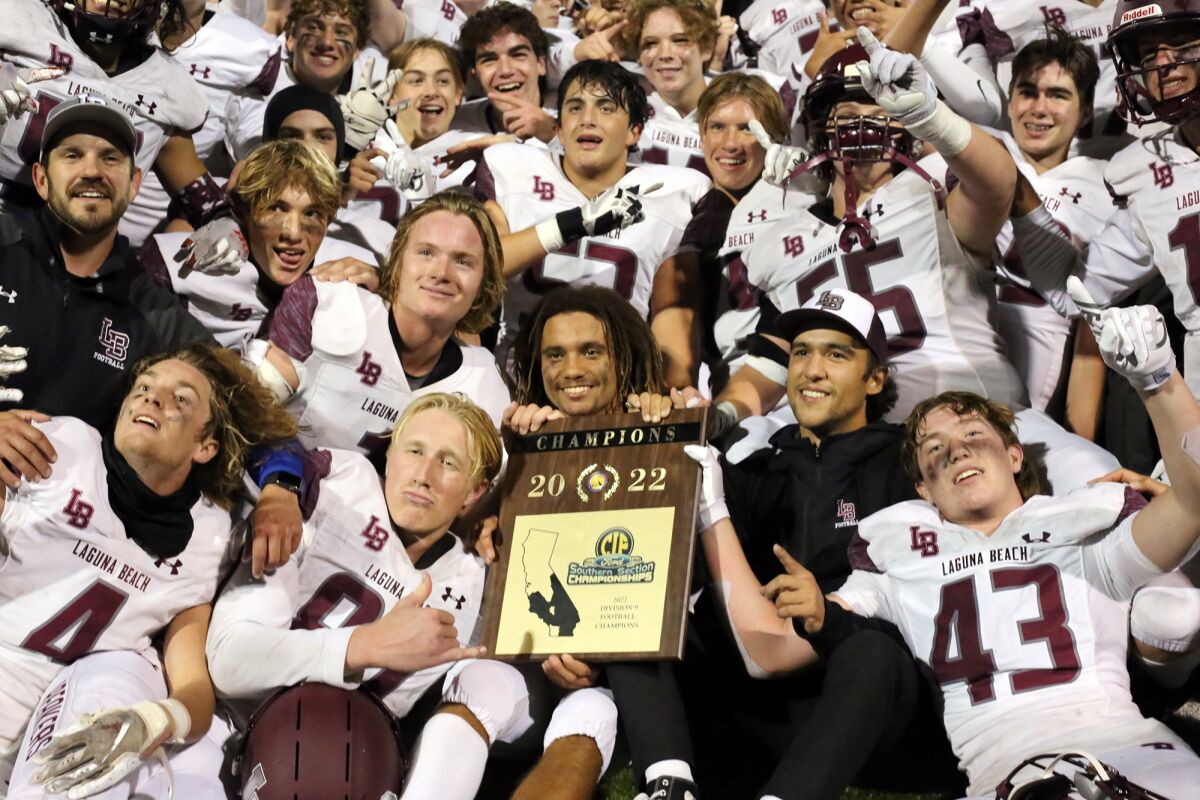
[[774, 288, 889, 362]]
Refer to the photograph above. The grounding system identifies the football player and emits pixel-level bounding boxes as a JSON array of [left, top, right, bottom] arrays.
[[207, 392, 526, 800], [142, 139, 377, 351], [476, 58, 710, 386], [250, 191, 511, 463], [0, 0, 238, 247], [759, 289, 1200, 798], [1, 344, 297, 797]]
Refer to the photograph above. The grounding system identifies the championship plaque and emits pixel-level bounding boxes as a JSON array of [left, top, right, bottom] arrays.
[[481, 408, 707, 661]]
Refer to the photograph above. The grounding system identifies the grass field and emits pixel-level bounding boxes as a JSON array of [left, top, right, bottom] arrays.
[[597, 766, 949, 799]]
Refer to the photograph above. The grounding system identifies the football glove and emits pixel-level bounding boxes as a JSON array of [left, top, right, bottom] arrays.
[[684, 444, 730, 530], [1067, 276, 1175, 392], [748, 119, 808, 186], [369, 119, 433, 200], [338, 57, 402, 153], [172, 217, 248, 278], [1, 64, 64, 122], [0, 325, 27, 403], [534, 182, 662, 253], [33, 699, 190, 799]]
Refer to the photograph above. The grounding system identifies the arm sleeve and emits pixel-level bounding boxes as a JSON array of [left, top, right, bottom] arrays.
[[1010, 205, 1083, 319], [130, 273, 217, 347], [268, 276, 319, 361], [206, 558, 358, 698], [920, 41, 1004, 128]]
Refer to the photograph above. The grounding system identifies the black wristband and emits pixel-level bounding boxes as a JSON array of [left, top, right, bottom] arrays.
[[262, 470, 301, 495], [795, 601, 862, 660], [554, 206, 588, 243]]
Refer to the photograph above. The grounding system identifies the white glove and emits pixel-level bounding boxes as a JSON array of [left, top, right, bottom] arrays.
[[0, 64, 64, 121], [369, 119, 434, 200], [855, 28, 971, 156], [172, 216, 248, 278], [534, 182, 662, 253], [1067, 277, 1176, 392], [0, 325, 27, 403], [748, 119, 808, 186], [33, 699, 190, 799], [684, 444, 730, 530], [338, 57, 402, 152]]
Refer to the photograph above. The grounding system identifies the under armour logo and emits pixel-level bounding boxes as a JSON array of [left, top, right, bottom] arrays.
[[189, 64, 212, 79], [442, 587, 466, 609], [229, 303, 253, 321], [88, 30, 114, 45], [441, 0, 456, 19], [1059, 187, 1081, 204], [1150, 161, 1174, 189], [1021, 532, 1051, 544], [48, 44, 74, 70], [533, 176, 555, 201], [135, 95, 157, 115], [836, 499, 856, 525], [0, 285, 16, 303], [356, 352, 382, 386], [63, 489, 94, 530], [747, 209, 768, 223], [1039, 6, 1066, 26], [154, 558, 183, 575], [909, 525, 939, 558], [816, 290, 844, 311], [360, 515, 389, 551], [782, 235, 804, 258], [98, 318, 129, 363], [862, 202, 885, 219], [771, 7, 787, 24]]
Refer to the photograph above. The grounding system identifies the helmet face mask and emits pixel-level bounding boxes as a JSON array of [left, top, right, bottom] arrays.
[[1109, 0, 1200, 125], [996, 751, 1172, 800], [55, 0, 168, 46]]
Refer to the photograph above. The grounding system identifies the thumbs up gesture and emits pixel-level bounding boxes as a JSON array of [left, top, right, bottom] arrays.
[[344, 572, 486, 676], [762, 544, 826, 634]]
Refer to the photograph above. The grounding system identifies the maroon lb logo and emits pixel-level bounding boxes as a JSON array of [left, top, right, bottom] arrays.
[[63, 489, 95, 530], [533, 176, 556, 201], [909, 525, 939, 558], [356, 352, 382, 386], [360, 515, 389, 551]]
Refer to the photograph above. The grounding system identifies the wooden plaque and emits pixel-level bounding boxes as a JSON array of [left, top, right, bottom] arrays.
[[481, 408, 707, 662]]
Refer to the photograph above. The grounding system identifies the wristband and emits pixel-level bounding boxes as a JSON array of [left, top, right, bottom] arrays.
[[794, 600, 860, 660], [170, 173, 235, 228], [905, 100, 972, 157], [250, 445, 303, 488], [159, 699, 192, 745]]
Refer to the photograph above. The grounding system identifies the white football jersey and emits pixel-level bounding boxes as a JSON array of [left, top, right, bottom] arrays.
[[0, 418, 233, 743], [267, 278, 510, 459], [402, 0, 469, 45], [207, 449, 483, 718], [476, 142, 710, 353], [734, 0, 825, 78], [965, 0, 1128, 159], [634, 90, 707, 175], [0, 0, 208, 246], [1084, 128, 1200, 393], [742, 156, 1026, 421], [836, 484, 1183, 795], [994, 134, 1113, 410], [125, 9, 282, 242]]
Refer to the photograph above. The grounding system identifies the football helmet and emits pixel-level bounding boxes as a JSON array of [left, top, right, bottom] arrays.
[[52, 0, 168, 47], [1109, 0, 1200, 125], [995, 751, 1171, 800], [238, 683, 406, 800], [789, 43, 944, 251]]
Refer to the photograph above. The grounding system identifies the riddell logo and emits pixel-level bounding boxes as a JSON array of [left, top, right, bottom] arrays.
[[1120, 4, 1162, 24]]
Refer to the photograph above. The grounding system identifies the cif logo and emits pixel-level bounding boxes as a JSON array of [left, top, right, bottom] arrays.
[[596, 527, 634, 558]]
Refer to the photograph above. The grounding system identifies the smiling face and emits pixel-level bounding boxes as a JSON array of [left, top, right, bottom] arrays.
[[392, 46, 463, 146], [384, 408, 486, 538], [244, 185, 330, 286], [701, 97, 767, 192], [559, 78, 640, 176], [913, 406, 1025, 528], [474, 29, 545, 107], [540, 311, 620, 417], [1008, 61, 1084, 167], [786, 328, 882, 438], [287, 10, 359, 92], [638, 8, 711, 109], [833, 0, 904, 34], [1135, 29, 1200, 104], [113, 359, 219, 485], [33, 128, 141, 237], [392, 210, 486, 329]]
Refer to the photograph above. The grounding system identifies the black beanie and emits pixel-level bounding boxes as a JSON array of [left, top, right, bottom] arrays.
[[263, 85, 346, 162]]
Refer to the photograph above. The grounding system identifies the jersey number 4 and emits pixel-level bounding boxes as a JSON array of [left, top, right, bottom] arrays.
[[930, 564, 1081, 705], [22, 581, 129, 663]]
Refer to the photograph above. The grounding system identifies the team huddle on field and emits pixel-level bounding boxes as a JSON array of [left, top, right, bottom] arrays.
[[5, 0, 1200, 798]]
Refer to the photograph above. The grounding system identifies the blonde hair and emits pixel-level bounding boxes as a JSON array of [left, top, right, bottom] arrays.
[[390, 393, 503, 484], [387, 38, 465, 90], [231, 139, 342, 227], [625, 0, 718, 55], [380, 191, 505, 336], [699, 72, 789, 143]]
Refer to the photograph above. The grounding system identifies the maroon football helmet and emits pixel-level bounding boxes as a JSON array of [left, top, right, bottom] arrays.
[[995, 751, 1172, 800], [52, 0, 169, 46], [238, 683, 407, 800], [1109, 0, 1200, 125], [790, 44, 944, 251]]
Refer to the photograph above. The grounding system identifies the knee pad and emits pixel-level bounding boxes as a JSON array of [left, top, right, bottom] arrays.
[[544, 687, 617, 774], [1131, 574, 1200, 653], [442, 659, 532, 744]]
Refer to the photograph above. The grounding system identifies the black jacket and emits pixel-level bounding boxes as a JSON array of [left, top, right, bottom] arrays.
[[722, 421, 916, 594], [0, 206, 213, 430]]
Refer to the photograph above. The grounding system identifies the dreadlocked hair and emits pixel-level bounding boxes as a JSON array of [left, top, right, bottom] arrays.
[[507, 285, 666, 409], [127, 344, 299, 510]]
